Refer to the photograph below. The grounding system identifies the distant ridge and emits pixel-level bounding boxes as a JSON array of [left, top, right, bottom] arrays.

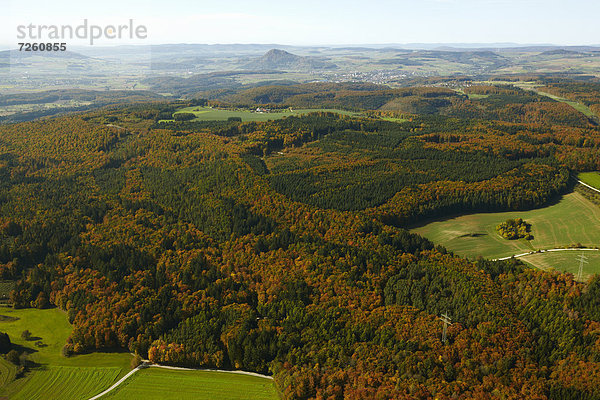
[[66, 43, 600, 57], [539, 49, 584, 56]]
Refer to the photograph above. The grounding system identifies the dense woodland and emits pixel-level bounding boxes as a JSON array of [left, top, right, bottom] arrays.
[[2, 81, 600, 399]]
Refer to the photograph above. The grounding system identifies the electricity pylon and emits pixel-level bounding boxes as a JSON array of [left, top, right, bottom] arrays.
[[439, 312, 452, 344], [576, 254, 589, 282]]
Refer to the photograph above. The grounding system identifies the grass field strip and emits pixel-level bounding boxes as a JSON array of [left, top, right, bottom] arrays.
[[579, 180, 600, 194], [86, 363, 273, 400], [87, 366, 143, 400], [493, 247, 600, 261], [514, 83, 599, 119]]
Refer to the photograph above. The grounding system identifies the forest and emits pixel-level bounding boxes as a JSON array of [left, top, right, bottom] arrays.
[[1, 80, 600, 399]]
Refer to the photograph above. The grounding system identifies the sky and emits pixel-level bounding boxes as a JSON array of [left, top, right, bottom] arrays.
[[1, 0, 599, 49]]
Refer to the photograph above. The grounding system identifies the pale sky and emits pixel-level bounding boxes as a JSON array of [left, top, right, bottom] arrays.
[[1, 0, 599, 49]]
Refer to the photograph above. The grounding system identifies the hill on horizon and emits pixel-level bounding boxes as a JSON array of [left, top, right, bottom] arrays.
[[244, 49, 337, 71]]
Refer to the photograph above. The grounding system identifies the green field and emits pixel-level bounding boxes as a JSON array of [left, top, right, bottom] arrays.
[[103, 368, 280, 400], [0, 307, 132, 368], [535, 90, 598, 118], [466, 94, 490, 100], [411, 192, 600, 260], [380, 116, 409, 122], [520, 251, 600, 281], [580, 172, 600, 190], [172, 106, 361, 122], [11, 366, 122, 400], [511, 83, 598, 119], [0, 307, 132, 399]]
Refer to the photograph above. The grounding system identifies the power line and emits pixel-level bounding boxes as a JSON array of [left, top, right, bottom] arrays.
[[439, 312, 452, 344], [576, 254, 589, 282]]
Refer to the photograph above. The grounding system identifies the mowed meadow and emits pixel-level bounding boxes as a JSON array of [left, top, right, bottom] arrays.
[[411, 191, 600, 260], [10, 366, 122, 400], [103, 368, 280, 400]]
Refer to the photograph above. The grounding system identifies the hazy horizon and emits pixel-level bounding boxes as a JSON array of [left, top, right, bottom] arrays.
[[2, 0, 600, 50], [2, 42, 599, 52]]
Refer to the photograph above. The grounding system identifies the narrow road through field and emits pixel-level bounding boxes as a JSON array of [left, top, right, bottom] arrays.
[[579, 180, 600, 194], [87, 365, 143, 400], [147, 364, 274, 379], [493, 247, 600, 261]]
